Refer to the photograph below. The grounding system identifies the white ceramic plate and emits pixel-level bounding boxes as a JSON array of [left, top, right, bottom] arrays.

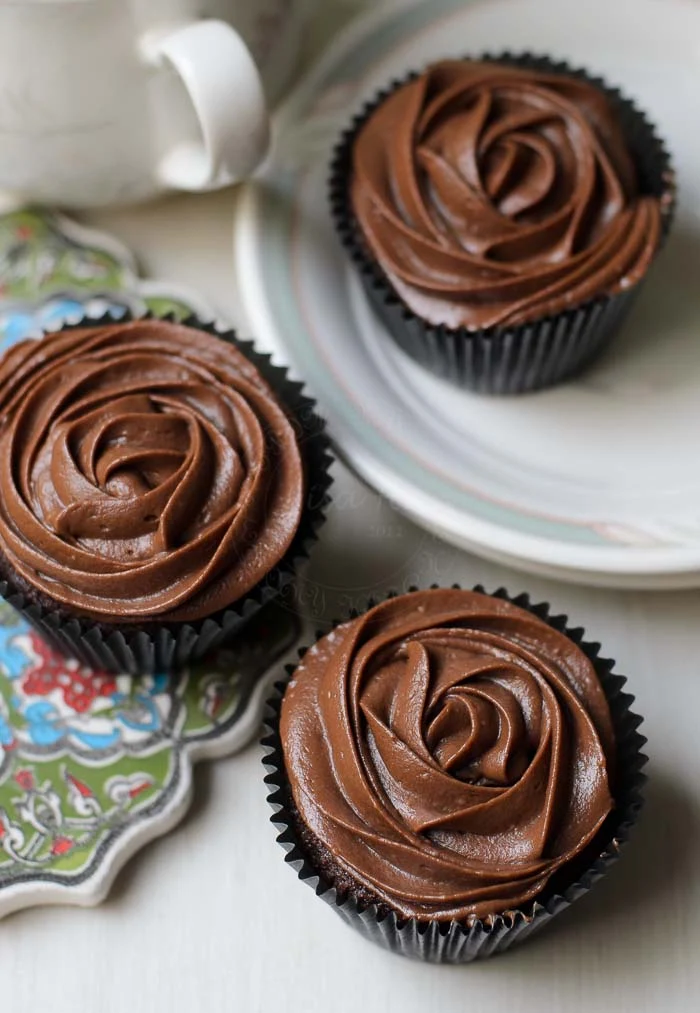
[[235, 0, 700, 589]]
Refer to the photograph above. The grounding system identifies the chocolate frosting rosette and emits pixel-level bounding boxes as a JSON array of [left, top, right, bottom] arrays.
[[0, 315, 333, 673], [330, 55, 675, 393], [263, 587, 647, 962]]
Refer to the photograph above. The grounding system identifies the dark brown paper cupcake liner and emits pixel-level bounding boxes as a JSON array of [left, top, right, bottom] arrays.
[[262, 585, 647, 963], [0, 311, 334, 675], [329, 53, 677, 394]]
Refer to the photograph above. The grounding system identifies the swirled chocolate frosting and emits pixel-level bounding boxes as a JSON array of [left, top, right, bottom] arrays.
[[281, 589, 615, 921], [350, 60, 662, 329], [0, 320, 305, 623]]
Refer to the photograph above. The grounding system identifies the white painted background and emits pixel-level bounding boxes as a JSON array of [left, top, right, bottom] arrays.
[[2, 2, 697, 1010]]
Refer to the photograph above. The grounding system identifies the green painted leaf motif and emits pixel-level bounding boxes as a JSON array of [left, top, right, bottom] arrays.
[[181, 658, 243, 738], [0, 210, 128, 301], [0, 751, 173, 877], [142, 295, 196, 320], [0, 602, 17, 628]]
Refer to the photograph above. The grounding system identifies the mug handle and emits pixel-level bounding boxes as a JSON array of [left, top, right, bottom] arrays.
[[142, 20, 270, 191]]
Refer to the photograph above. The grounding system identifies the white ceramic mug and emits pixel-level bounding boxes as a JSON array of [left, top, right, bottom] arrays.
[[0, 0, 308, 208]]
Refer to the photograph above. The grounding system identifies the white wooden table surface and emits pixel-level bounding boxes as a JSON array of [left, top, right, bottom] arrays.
[[3, 3, 698, 1010]]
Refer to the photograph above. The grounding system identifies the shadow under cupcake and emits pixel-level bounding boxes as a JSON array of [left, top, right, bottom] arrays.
[[263, 586, 647, 963], [330, 54, 676, 394]]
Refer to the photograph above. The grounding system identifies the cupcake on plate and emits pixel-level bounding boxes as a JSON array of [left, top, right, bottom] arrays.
[[263, 587, 646, 963], [330, 55, 676, 394], [0, 315, 333, 674]]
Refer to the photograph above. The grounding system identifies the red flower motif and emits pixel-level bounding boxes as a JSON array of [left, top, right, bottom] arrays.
[[21, 633, 117, 713], [65, 772, 93, 798], [15, 224, 34, 241], [129, 781, 151, 799], [14, 769, 35, 791], [51, 836, 74, 856]]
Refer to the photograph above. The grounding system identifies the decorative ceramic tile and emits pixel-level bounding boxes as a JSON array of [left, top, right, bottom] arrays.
[[0, 600, 299, 918], [0, 206, 300, 917], [0, 207, 214, 350]]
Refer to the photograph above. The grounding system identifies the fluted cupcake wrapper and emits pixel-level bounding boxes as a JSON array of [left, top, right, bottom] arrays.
[[261, 585, 648, 963], [329, 53, 677, 395], [0, 311, 334, 675]]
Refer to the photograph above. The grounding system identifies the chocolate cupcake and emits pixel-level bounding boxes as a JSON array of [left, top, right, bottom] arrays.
[[330, 55, 675, 393], [263, 587, 646, 962], [0, 315, 333, 674]]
